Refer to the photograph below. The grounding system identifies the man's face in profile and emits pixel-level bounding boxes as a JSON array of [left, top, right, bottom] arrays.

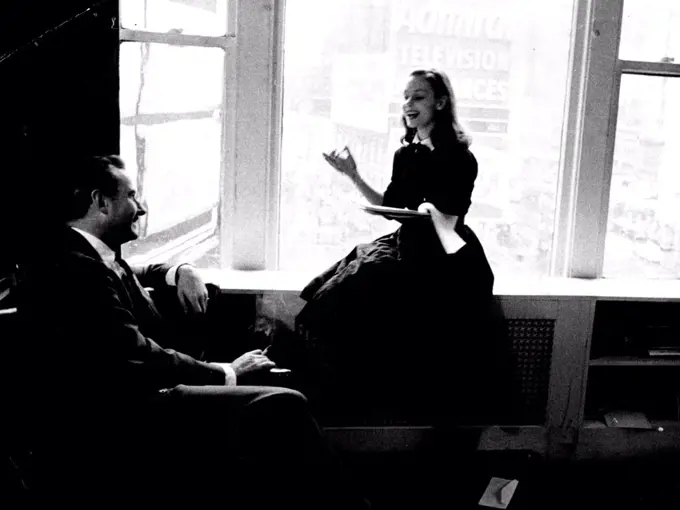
[[103, 168, 147, 246]]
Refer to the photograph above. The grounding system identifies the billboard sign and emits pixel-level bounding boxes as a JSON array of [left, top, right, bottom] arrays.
[[390, 0, 512, 141]]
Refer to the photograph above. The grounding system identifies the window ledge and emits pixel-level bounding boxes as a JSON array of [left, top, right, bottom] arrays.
[[198, 269, 680, 301], [198, 269, 316, 294]]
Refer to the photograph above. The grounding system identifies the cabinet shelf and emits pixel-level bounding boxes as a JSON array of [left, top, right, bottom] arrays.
[[583, 419, 680, 430], [589, 356, 680, 367]]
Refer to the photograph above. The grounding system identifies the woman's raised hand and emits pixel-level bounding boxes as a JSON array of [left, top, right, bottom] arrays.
[[322, 146, 358, 180]]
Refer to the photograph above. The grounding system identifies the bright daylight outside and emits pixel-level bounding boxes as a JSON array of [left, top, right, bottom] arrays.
[[118, 0, 680, 279], [279, 0, 571, 276], [602, 0, 680, 278], [119, 0, 225, 267]]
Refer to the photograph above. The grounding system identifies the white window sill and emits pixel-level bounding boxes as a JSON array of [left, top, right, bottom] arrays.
[[199, 269, 315, 294], [198, 269, 680, 301]]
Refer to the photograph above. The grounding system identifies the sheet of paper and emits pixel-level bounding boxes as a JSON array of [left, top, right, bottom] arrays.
[[438, 228, 467, 254], [478, 477, 519, 509]]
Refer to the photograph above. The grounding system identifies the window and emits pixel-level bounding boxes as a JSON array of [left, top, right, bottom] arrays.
[[278, 0, 575, 277], [121, 0, 227, 36], [116, 0, 680, 281], [118, 0, 230, 267], [603, 75, 680, 278], [601, 0, 680, 279], [619, 0, 680, 63]]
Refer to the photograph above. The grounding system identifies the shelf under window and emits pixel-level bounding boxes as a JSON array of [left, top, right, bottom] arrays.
[[590, 356, 680, 367], [583, 419, 680, 430]]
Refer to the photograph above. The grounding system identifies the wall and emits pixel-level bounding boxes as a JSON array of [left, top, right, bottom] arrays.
[[0, 1, 119, 273]]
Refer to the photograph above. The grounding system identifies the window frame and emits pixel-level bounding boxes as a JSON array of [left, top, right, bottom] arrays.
[[120, 0, 680, 280], [118, 1, 238, 266], [577, 0, 680, 278]]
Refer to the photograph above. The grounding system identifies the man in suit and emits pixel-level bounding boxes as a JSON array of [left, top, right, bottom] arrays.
[[17, 155, 369, 508]]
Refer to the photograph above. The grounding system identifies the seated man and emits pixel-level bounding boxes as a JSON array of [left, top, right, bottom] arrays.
[[17, 155, 369, 508]]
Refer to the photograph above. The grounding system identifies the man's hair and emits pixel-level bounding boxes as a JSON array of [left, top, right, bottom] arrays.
[[63, 155, 125, 221]]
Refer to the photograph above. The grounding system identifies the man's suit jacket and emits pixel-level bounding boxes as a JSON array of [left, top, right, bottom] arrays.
[[18, 227, 226, 413]]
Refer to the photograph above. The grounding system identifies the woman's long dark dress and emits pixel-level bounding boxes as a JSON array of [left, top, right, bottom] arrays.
[[295, 140, 499, 423]]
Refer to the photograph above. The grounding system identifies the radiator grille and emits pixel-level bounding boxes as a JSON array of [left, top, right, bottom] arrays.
[[506, 318, 555, 424]]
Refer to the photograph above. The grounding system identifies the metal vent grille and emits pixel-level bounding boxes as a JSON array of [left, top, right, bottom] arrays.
[[506, 318, 555, 424]]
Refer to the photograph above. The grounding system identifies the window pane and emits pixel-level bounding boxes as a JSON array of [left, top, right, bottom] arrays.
[[619, 0, 680, 63], [120, 0, 228, 37], [278, 0, 574, 276], [119, 42, 224, 268], [603, 75, 680, 279], [120, 43, 224, 116]]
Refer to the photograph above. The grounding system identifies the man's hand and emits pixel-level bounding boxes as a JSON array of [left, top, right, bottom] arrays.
[[231, 349, 276, 377], [176, 264, 209, 314]]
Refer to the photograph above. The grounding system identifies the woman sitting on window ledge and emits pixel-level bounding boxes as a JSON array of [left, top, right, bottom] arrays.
[[288, 69, 505, 425]]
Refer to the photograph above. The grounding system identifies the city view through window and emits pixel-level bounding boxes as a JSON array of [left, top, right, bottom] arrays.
[[279, 0, 572, 276], [120, 0, 680, 279]]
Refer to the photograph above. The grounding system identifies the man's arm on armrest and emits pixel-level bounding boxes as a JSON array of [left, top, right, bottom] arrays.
[[51, 259, 225, 388], [132, 263, 175, 289], [133, 263, 195, 289]]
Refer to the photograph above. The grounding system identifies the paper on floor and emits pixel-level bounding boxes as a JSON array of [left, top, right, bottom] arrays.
[[478, 477, 519, 509]]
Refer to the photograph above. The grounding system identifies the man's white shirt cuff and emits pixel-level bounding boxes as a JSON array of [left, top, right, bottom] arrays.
[[212, 363, 237, 386], [165, 265, 180, 286]]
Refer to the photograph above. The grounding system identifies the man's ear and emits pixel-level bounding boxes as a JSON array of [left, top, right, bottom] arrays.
[[91, 189, 108, 213]]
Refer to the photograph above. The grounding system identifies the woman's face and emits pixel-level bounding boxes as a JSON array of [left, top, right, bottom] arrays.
[[402, 75, 440, 138]]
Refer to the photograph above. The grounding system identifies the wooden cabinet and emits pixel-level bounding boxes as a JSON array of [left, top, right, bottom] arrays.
[[492, 279, 680, 459], [586, 299, 680, 423], [568, 292, 679, 458]]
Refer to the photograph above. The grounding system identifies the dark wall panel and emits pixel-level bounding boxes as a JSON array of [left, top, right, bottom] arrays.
[[0, 0, 119, 272]]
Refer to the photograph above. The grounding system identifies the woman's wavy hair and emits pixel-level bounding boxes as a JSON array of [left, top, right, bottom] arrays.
[[401, 69, 471, 149]]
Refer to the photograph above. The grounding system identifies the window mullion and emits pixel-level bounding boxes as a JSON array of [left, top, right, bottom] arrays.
[[219, 0, 239, 269], [551, 0, 595, 277], [567, 0, 624, 278], [225, 0, 277, 270], [220, 39, 238, 270], [264, 0, 286, 270]]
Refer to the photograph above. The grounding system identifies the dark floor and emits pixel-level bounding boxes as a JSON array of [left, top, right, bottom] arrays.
[[5, 448, 679, 509], [342, 449, 680, 510]]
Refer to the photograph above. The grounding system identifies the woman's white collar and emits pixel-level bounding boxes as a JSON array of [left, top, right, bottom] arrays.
[[413, 134, 434, 150]]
